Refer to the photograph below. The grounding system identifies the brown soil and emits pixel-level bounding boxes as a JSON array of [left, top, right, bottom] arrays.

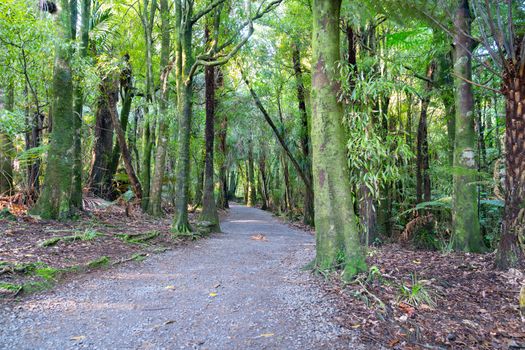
[[327, 244, 524, 349], [0, 202, 200, 300]]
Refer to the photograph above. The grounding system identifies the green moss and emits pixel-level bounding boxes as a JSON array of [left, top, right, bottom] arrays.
[[116, 230, 159, 244], [0, 282, 22, 292], [87, 256, 110, 268]]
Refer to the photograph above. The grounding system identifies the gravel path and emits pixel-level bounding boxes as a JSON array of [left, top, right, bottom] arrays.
[[0, 204, 361, 349]]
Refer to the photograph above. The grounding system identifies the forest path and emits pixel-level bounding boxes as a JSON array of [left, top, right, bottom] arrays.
[[0, 204, 361, 350]]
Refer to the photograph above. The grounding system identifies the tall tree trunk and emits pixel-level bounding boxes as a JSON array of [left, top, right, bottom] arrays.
[[247, 139, 256, 207], [172, 0, 194, 233], [107, 86, 143, 202], [140, 0, 157, 212], [87, 74, 117, 199], [451, 0, 483, 252], [216, 80, 229, 210], [416, 62, 434, 204], [32, 0, 77, 219], [311, 0, 366, 280], [292, 42, 314, 226], [199, 21, 220, 230], [149, 0, 171, 216], [70, 0, 90, 209], [108, 56, 134, 183], [0, 85, 14, 195], [495, 37, 525, 269]]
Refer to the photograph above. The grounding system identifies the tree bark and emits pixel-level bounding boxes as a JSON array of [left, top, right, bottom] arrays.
[[495, 38, 525, 269], [0, 85, 14, 195], [416, 62, 434, 204], [31, 0, 77, 219], [199, 21, 220, 230], [292, 42, 314, 226], [87, 74, 118, 199], [149, 0, 170, 216], [311, 0, 366, 280], [451, 0, 484, 252]]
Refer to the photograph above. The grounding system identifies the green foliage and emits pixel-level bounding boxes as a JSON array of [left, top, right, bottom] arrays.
[[398, 273, 436, 307]]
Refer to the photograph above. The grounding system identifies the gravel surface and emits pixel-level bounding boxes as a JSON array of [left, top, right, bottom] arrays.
[[0, 204, 362, 349]]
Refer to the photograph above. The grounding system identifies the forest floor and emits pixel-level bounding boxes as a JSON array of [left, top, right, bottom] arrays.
[[0, 200, 523, 349], [0, 203, 362, 349]]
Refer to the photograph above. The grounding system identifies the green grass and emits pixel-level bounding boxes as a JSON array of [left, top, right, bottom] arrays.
[[117, 231, 159, 244]]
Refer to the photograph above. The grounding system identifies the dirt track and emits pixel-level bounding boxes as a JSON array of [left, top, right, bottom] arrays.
[[0, 204, 361, 349]]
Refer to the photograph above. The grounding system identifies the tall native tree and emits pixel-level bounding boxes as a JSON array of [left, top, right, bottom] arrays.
[[31, 0, 81, 219], [311, 0, 366, 279]]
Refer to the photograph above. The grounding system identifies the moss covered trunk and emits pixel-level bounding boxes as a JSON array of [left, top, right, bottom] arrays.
[[149, 0, 170, 216], [32, 0, 77, 219], [246, 139, 256, 207], [87, 75, 117, 199], [311, 0, 366, 279], [292, 42, 314, 226], [172, 2, 194, 232], [451, 0, 483, 252], [0, 86, 14, 195], [199, 21, 220, 230]]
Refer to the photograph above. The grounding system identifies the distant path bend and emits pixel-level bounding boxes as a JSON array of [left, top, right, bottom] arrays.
[[0, 204, 361, 349]]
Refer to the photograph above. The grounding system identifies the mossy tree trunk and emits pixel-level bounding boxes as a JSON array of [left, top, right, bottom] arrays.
[[172, 0, 194, 232], [216, 69, 229, 210], [0, 85, 14, 195], [87, 74, 118, 199], [199, 14, 221, 230], [292, 42, 314, 226], [451, 0, 484, 252], [148, 0, 170, 216], [31, 0, 77, 219], [311, 0, 366, 280], [139, 0, 157, 211], [246, 139, 256, 207], [70, 0, 90, 209], [416, 62, 434, 204]]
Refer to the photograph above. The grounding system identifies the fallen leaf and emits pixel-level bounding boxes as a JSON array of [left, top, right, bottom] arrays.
[[164, 320, 175, 325], [351, 324, 361, 329], [213, 283, 221, 288], [165, 285, 176, 290], [209, 292, 218, 297], [250, 234, 268, 241], [70, 336, 86, 341], [259, 333, 274, 337]]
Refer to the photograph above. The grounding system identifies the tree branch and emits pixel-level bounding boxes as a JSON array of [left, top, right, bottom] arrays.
[[191, 0, 226, 25]]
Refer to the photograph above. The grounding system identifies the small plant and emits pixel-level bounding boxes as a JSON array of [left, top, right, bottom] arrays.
[[398, 273, 436, 307], [80, 228, 102, 241], [366, 265, 383, 284]]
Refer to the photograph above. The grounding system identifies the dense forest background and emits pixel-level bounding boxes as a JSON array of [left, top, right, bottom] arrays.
[[1, 0, 524, 272]]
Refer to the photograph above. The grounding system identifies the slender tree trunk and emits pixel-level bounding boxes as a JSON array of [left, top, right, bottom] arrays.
[[149, 0, 171, 216], [32, 0, 77, 219], [311, 0, 366, 280], [108, 56, 133, 182], [216, 87, 229, 209], [70, 0, 90, 209], [87, 74, 117, 199], [0, 85, 14, 195], [495, 38, 525, 269], [107, 84, 143, 201], [247, 139, 256, 207], [199, 22, 220, 230], [292, 42, 314, 226], [172, 1, 194, 233], [416, 62, 434, 204], [451, 0, 483, 252], [281, 154, 292, 213]]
